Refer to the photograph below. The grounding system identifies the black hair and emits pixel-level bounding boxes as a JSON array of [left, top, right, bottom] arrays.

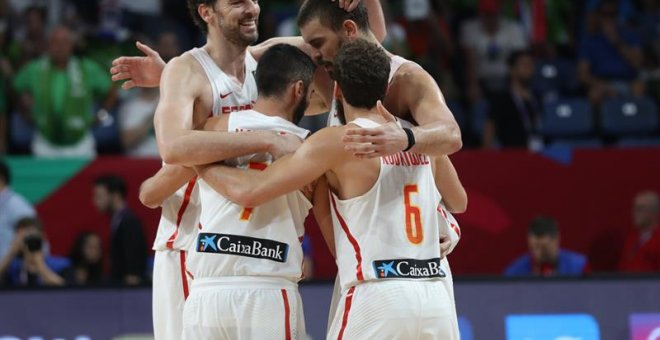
[[94, 174, 128, 199], [334, 39, 390, 110], [187, 0, 218, 35], [298, 0, 370, 32], [256, 44, 316, 99], [15, 217, 43, 232], [528, 216, 559, 238]]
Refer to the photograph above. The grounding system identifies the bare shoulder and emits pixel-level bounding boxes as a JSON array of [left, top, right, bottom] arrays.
[[162, 53, 206, 85], [391, 62, 434, 89]]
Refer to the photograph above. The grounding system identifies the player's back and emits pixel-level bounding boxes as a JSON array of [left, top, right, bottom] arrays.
[[330, 118, 444, 291], [327, 118, 457, 339], [187, 110, 311, 283]]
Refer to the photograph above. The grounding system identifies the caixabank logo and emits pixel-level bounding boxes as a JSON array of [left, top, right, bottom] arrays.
[[373, 258, 446, 279], [197, 233, 289, 263]]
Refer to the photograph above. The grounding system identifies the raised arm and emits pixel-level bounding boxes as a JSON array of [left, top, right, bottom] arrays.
[[195, 127, 345, 207], [363, 0, 386, 43], [343, 66, 462, 158], [249, 37, 313, 61], [154, 56, 296, 166], [139, 165, 196, 209]]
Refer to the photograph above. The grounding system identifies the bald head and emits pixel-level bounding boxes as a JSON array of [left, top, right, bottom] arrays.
[[633, 191, 660, 230], [48, 26, 74, 66]]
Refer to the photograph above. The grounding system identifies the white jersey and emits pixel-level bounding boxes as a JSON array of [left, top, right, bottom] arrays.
[[330, 118, 444, 291], [152, 48, 259, 251], [152, 177, 201, 251], [188, 110, 312, 282], [189, 47, 258, 116], [328, 54, 410, 126]]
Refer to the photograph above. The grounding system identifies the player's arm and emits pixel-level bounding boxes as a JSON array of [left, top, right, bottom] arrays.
[[433, 156, 467, 214], [363, 0, 386, 43], [139, 165, 196, 209], [344, 65, 462, 158], [312, 176, 336, 258], [195, 127, 345, 207], [155, 57, 294, 166], [111, 41, 166, 90], [249, 37, 314, 61]]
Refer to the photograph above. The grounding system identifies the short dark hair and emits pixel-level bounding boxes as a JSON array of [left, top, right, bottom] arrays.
[[187, 0, 218, 35], [528, 216, 559, 238], [16, 217, 43, 232], [334, 39, 390, 110], [507, 49, 533, 68], [298, 0, 370, 32], [94, 175, 128, 199], [256, 44, 316, 99], [0, 159, 9, 185]]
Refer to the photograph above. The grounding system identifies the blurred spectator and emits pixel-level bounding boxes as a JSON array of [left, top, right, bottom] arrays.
[[13, 25, 113, 158], [119, 32, 181, 157], [380, 1, 410, 58], [118, 87, 158, 157], [505, 216, 589, 277], [0, 217, 67, 286], [0, 159, 36, 258], [578, 0, 644, 105], [400, 0, 458, 98], [93, 174, 147, 285], [482, 50, 541, 149], [66, 231, 104, 285], [8, 6, 47, 67], [460, 0, 528, 103], [619, 191, 660, 272]]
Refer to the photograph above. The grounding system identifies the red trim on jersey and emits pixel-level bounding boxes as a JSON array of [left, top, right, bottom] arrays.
[[330, 195, 364, 281], [298, 235, 304, 243], [337, 286, 356, 340], [179, 251, 189, 300], [281, 289, 292, 340], [186, 270, 194, 280], [166, 177, 197, 249]]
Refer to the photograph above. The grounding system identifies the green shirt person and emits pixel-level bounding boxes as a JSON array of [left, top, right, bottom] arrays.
[[14, 26, 112, 157]]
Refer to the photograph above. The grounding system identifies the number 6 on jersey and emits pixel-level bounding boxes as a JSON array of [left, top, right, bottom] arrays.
[[404, 184, 423, 244]]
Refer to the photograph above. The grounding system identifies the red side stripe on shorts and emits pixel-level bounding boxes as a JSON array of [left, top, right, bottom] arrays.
[[166, 177, 197, 249], [281, 289, 291, 340], [337, 286, 356, 340], [330, 195, 364, 281], [179, 250, 189, 300]]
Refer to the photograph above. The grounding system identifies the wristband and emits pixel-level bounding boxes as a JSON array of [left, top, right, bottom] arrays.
[[403, 127, 415, 152]]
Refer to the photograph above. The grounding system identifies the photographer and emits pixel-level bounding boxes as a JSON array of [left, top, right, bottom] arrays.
[[0, 218, 68, 287]]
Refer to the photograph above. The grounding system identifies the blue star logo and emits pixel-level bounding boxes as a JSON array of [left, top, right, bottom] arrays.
[[377, 261, 398, 277], [200, 235, 217, 252]]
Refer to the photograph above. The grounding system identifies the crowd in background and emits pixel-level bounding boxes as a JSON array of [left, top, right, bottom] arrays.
[[0, 0, 658, 156], [0, 0, 659, 286]]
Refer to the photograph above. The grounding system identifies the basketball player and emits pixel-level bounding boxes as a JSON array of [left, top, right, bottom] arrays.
[[196, 39, 459, 339], [139, 165, 198, 340]]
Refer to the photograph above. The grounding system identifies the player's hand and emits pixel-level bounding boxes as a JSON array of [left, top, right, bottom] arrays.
[[269, 132, 303, 160], [440, 234, 452, 259], [110, 41, 165, 90], [332, 0, 363, 11], [343, 100, 408, 158]]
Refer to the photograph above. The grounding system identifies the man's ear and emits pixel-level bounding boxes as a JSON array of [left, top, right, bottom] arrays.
[[199, 4, 214, 26], [293, 80, 305, 101], [342, 20, 359, 39]]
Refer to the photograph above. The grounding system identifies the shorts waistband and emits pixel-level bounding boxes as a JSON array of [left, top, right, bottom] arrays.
[[192, 276, 298, 290]]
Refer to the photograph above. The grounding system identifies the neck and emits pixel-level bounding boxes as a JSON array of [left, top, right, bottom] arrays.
[[203, 32, 249, 82], [111, 199, 125, 214], [344, 103, 384, 124], [253, 96, 291, 121]]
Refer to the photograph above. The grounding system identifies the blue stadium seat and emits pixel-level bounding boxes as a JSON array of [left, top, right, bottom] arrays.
[[471, 99, 489, 136], [92, 110, 121, 153], [9, 111, 35, 151], [617, 137, 660, 148], [541, 98, 594, 137], [549, 138, 604, 149], [446, 99, 467, 131], [601, 97, 659, 135]]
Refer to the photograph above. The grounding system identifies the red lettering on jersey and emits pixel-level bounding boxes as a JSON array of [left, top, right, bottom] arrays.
[[221, 103, 254, 115], [382, 152, 430, 167]]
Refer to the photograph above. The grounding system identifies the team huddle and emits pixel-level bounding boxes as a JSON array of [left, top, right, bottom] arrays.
[[111, 0, 466, 339]]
